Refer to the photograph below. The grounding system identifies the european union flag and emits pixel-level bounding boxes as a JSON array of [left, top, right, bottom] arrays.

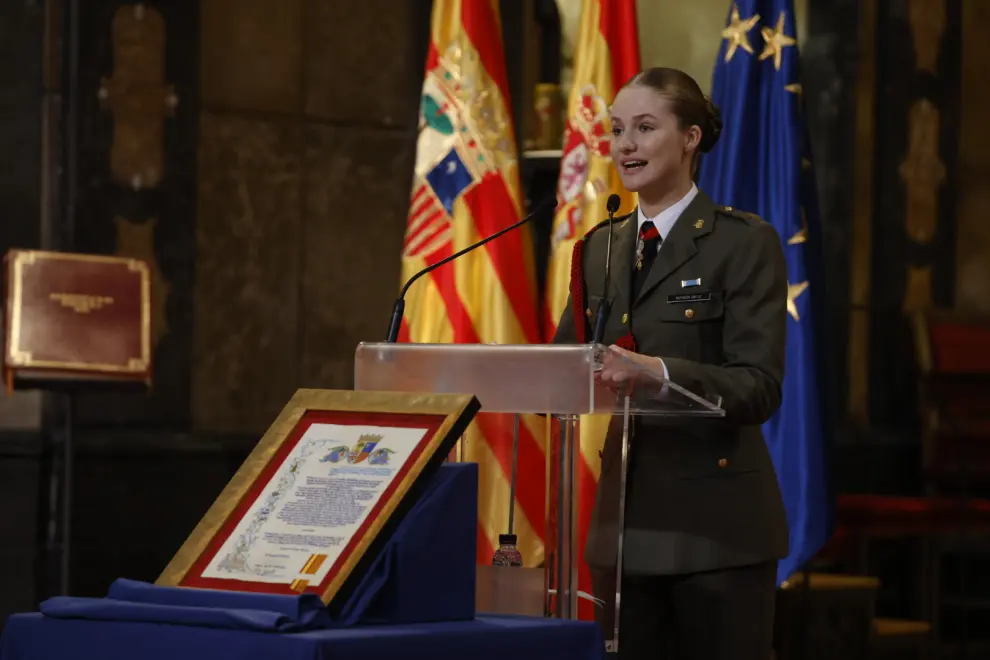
[[698, 0, 832, 585]]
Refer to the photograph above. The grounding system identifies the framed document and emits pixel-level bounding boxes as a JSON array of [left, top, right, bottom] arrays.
[[157, 388, 479, 607]]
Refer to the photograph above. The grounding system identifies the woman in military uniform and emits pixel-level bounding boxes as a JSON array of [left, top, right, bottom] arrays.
[[553, 67, 789, 660]]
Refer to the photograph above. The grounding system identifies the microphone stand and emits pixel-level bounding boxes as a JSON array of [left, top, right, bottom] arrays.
[[507, 413, 520, 536], [385, 198, 556, 342], [591, 203, 618, 344]]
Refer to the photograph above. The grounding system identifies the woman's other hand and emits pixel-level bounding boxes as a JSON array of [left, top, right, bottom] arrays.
[[597, 345, 666, 392]]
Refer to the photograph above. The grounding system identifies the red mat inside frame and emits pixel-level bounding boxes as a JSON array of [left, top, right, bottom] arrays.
[[180, 409, 447, 596]]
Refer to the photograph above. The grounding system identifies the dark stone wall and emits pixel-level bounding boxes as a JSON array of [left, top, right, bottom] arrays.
[[0, 436, 42, 633], [802, 0, 860, 420], [0, 0, 433, 631], [190, 0, 428, 434], [0, 0, 43, 255], [66, 432, 254, 599], [957, 2, 990, 313], [0, 0, 45, 632]]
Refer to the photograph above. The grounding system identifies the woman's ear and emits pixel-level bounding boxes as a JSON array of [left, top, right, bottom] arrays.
[[684, 125, 702, 153]]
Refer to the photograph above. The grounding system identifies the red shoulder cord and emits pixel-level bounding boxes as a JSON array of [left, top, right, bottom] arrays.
[[569, 240, 587, 342], [569, 236, 638, 351]]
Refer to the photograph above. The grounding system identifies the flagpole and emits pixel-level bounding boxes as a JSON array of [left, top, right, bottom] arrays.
[[507, 414, 520, 535]]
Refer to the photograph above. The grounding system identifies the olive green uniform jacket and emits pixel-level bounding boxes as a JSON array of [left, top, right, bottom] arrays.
[[552, 190, 790, 575]]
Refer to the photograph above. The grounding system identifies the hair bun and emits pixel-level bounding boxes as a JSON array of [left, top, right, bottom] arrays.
[[699, 97, 723, 153]]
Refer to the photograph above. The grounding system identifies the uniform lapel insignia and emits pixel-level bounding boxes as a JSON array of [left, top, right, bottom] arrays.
[[634, 194, 715, 306]]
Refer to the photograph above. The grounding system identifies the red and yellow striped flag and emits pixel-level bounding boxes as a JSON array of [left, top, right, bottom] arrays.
[[544, 0, 640, 621], [399, 0, 546, 566]]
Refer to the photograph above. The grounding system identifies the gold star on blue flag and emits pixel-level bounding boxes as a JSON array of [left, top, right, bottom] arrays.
[[699, 0, 832, 586]]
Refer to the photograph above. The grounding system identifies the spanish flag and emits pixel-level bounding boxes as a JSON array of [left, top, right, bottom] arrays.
[[544, 0, 640, 621], [400, 0, 545, 566]]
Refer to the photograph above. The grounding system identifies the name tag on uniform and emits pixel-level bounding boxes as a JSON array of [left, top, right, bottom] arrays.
[[667, 292, 711, 304]]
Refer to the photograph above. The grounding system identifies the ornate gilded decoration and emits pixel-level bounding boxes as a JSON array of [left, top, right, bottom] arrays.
[[98, 4, 178, 190], [903, 264, 933, 312], [898, 99, 945, 244], [848, 0, 878, 422], [721, 4, 760, 63], [908, 0, 946, 74], [114, 216, 170, 348], [896, 1, 947, 322], [530, 83, 562, 151], [900, 0, 947, 314]]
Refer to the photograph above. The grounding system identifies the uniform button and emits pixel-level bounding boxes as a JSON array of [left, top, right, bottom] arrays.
[[585, 308, 592, 317], [718, 458, 728, 468], [725, 206, 733, 211], [685, 308, 694, 319], [621, 313, 629, 324]]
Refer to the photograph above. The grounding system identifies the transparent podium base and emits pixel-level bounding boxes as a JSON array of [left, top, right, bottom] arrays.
[[353, 341, 725, 653], [475, 565, 544, 616]]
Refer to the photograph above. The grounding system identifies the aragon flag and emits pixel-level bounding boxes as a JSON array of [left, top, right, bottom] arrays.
[[543, 0, 640, 621], [399, 0, 546, 567]]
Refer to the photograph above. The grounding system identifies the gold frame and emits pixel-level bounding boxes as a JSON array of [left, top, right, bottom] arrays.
[[156, 388, 480, 605], [5, 250, 151, 373]]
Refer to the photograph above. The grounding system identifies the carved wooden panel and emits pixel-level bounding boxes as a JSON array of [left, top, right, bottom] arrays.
[[899, 99, 945, 248], [98, 4, 178, 190], [870, 0, 960, 426], [113, 216, 170, 348], [71, 0, 198, 428], [908, 0, 946, 74]]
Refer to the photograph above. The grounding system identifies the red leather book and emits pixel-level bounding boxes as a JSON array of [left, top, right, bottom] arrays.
[[3, 249, 152, 391]]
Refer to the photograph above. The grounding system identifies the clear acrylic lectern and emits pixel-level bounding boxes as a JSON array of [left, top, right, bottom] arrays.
[[353, 342, 724, 653]]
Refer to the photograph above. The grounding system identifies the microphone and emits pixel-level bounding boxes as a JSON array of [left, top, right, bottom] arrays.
[[591, 194, 622, 344], [386, 197, 558, 342]]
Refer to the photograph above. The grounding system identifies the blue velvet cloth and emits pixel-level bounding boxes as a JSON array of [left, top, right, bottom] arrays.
[[0, 613, 605, 660], [21, 463, 479, 634], [339, 460, 478, 625], [0, 462, 604, 659], [35, 581, 332, 633]]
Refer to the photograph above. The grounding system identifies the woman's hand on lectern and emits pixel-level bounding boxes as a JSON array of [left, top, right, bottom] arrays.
[[596, 345, 665, 392]]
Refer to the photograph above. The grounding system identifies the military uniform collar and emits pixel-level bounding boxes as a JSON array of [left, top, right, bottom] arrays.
[[636, 183, 700, 241], [632, 189, 718, 304]]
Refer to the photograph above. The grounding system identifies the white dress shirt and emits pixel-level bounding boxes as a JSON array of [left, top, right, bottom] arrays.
[[636, 183, 699, 248], [629, 183, 698, 382]]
